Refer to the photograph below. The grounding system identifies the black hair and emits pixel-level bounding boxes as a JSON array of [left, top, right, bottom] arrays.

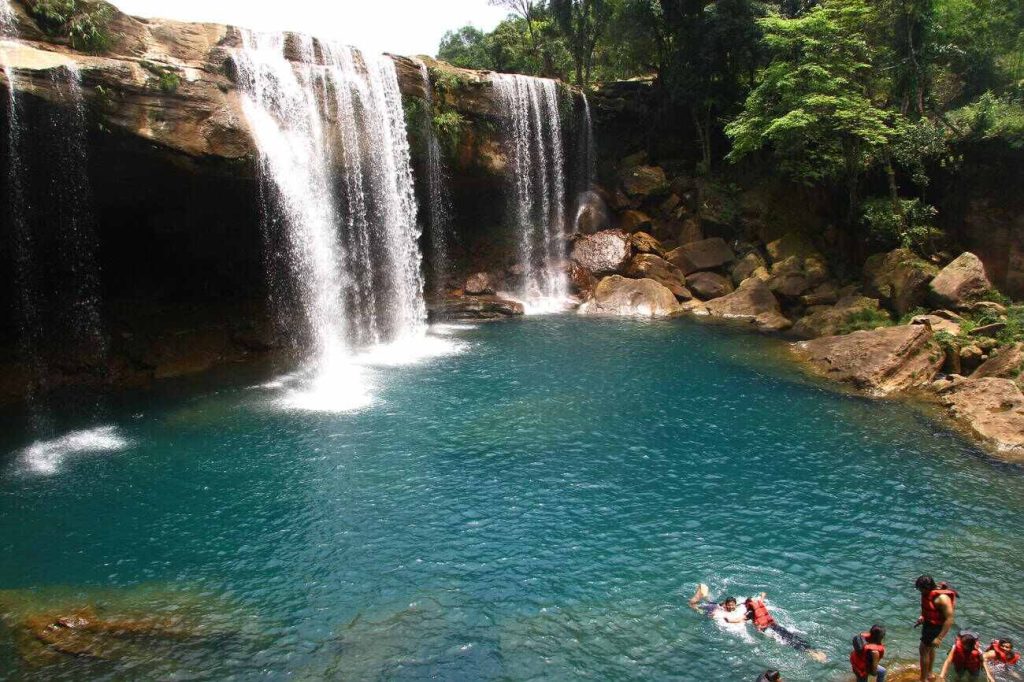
[[869, 624, 886, 643], [915, 575, 936, 590], [998, 638, 1014, 648], [960, 631, 979, 647], [724, 596, 738, 604], [764, 671, 781, 682]]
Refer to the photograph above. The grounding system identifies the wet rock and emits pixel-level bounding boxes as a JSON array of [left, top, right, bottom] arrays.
[[629, 231, 665, 256], [685, 271, 734, 301], [567, 261, 598, 297], [619, 165, 669, 199], [577, 276, 681, 318], [464, 272, 495, 296], [792, 324, 943, 395], [972, 343, 1024, 381], [731, 251, 767, 286], [619, 209, 653, 233], [766, 233, 829, 298], [863, 248, 939, 316], [911, 314, 962, 336], [929, 252, 993, 308], [792, 296, 887, 339], [574, 190, 611, 234], [942, 378, 1024, 458], [705, 278, 791, 332], [571, 230, 633, 276], [624, 254, 692, 301], [665, 238, 735, 275], [429, 296, 525, 321]]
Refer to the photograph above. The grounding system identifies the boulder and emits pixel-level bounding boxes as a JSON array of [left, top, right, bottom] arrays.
[[577, 276, 682, 318], [863, 248, 939, 316], [705, 278, 792, 332], [429, 296, 525, 321], [793, 324, 943, 395], [625, 254, 692, 301], [665, 238, 735, 275], [678, 218, 703, 245], [731, 251, 768, 286], [567, 261, 597, 297], [619, 165, 669, 199], [619, 209, 653, 233], [972, 343, 1024, 381], [464, 272, 495, 296], [929, 252, 993, 308], [658, 193, 682, 216], [685, 271, 734, 301], [800, 282, 841, 307], [792, 296, 886, 339], [766, 233, 829, 298], [910, 314, 962, 336], [960, 344, 987, 374], [571, 230, 633, 275], [630, 231, 665, 256], [942, 378, 1024, 458], [574, 190, 610, 234]]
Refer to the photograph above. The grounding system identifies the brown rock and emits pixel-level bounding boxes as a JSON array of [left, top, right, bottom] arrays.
[[792, 325, 943, 395], [464, 272, 494, 296], [960, 344, 986, 373], [863, 248, 939, 316], [625, 254, 692, 301], [942, 378, 1024, 458], [970, 323, 1007, 337], [567, 261, 597, 297], [972, 343, 1024, 381], [678, 218, 703, 245], [665, 238, 735, 275], [911, 314, 962, 336], [766, 233, 829, 298], [571, 230, 633, 275], [429, 296, 525, 321], [630, 231, 665, 256], [792, 296, 887, 339], [574, 190, 610, 234], [658, 194, 682, 216], [619, 210, 653, 233], [929, 252, 993, 308], [619, 165, 669, 199], [731, 251, 767, 286], [577, 276, 682, 318], [800, 282, 840, 307], [705, 278, 791, 332], [685, 271, 734, 301]]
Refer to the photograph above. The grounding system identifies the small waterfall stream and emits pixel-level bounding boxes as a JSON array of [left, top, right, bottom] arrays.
[[234, 33, 436, 410], [492, 74, 569, 312], [415, 60, 454, 297]]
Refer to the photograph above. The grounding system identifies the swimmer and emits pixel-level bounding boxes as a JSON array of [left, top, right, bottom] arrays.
[[938, 631, 995, 682], [688, 583, 748, 626]]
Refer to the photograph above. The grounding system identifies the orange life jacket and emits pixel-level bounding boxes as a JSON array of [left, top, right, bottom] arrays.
[[920, 586, 957, 626], [850, 632, 886, 678], [988, 640, 1021, 666], [953, 637, 984, 673], [745, 598, 776, 630]]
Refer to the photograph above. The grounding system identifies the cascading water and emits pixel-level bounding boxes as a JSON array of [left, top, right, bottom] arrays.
[[492, 74, 569, 313], [0, 0, 13, 36], [572, 93, 608, 234], [415, 59, 454, 297], [233, 32, 437, 411]]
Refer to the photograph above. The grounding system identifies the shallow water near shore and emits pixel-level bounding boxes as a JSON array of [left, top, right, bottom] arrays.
[[0, 316, 1022, 680]]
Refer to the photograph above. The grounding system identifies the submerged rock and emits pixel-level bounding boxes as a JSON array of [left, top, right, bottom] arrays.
[[929, 252, 993, 308], [863, 248, 938, 316], [577, 276, 681, 318], [624, 254, 692, 301], [665, 238, 735, 275], [793, 325, 943, 395], [685, 271, 733, 301], [704, 278, 791, 332], [942, 378, 1024, 458], [571, 230, 633, 276], [429, 296, 525, 321]]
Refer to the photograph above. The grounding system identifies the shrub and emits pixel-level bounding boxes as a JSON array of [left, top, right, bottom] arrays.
[[839, 307, 894, 335], [31, 0, 112, 53], [948, 93, 1024, 150], [862, 197, 941, 255], [157, 71, 180, 93]]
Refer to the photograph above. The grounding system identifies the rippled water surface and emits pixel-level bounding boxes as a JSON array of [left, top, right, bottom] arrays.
[[1, 317, 1022, 681]]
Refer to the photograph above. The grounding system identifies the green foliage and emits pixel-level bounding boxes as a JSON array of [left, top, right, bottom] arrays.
[[157, 71, 180, 93], [839, 307, 895, 334], [947, 93, 1024, 149], [996, 306, 1024, 346], [438, 26, 497, 70], [140, 61, 181, 94], [31, 0, 113, 52], [861, 197, 940, 253], [898, 307, 929, 325]]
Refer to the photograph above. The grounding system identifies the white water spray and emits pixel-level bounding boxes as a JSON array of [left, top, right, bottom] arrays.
[[415, 59, 454, 296], [492, 74, 570, 313]]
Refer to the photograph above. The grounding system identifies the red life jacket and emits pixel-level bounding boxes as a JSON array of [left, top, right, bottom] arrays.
[[745, 598, 776, 630], [850, 632, 886, 678], [920, 586, 957, 626], [988, 640, 1021, 666], [953, 637, 984, 673]]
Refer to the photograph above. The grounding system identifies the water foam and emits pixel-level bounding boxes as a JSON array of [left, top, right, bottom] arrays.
[[18, 426, 130, 475]]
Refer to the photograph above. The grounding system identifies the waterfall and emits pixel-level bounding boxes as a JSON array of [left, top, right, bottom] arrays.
[[576, 94, 597, 196], [492, 74, 569, 313], [233, 32, 434, 410], [0, 0, 13, 36], [415, 59, 454, 297]]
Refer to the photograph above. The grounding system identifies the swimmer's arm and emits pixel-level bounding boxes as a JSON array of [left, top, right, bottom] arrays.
[[935, 595, 955, 646], [984, 658, 996, 682], [722, 611, 746, 624], [939, 647, 954, 679]]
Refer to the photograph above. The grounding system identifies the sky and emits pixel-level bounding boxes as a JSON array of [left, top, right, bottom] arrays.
[[112, 0, 509, 57]]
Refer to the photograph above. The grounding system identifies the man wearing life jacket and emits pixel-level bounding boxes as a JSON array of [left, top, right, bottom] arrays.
[[687, 583, 748, 626], [985, 638, 1020, 669], [744, 593, 828, 663], [916, 575, 958, 682], [939, 631, 995, 682], [850, 624, 887, 682], [755, 670, 782, 682]]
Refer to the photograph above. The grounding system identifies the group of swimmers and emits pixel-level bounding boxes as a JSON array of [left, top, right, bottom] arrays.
[[688, 575, 1020, 682]]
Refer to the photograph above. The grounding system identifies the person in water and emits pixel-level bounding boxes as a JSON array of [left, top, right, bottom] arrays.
[[850, 624, 887, 682], [939, 631, 996, 682], [756, 670, 782, 682], [688, 584, 827, 662], [985, 638, 1020, 671], [916, 575, 958, 682]]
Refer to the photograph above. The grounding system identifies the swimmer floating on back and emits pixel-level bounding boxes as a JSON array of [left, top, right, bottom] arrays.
[[688, 583, 827, 663]]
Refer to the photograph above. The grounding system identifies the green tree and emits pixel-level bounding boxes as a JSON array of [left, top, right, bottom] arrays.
[[549, 0, 614, 87], [437, 26, 495, 70], [726, 0, 899, 220]]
